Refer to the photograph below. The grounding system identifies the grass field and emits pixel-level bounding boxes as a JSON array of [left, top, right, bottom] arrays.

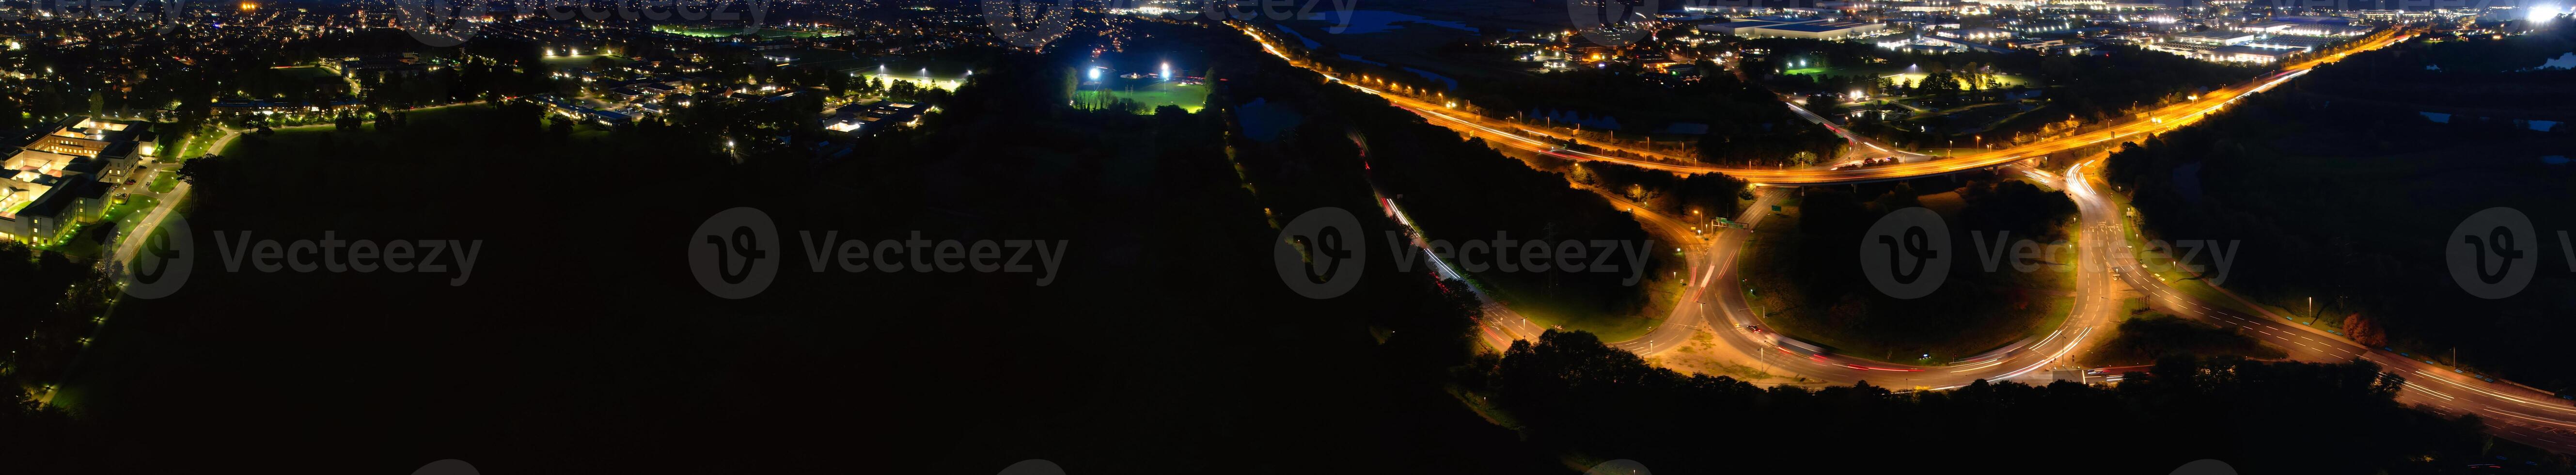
[[147, 170, 176, 194], [46, 194, 162, 259], [1483, 247, 1686, 343], [1741, 190, 2080, 364], [175, 133, 218, 158], [2079, 312, 2289, 367], [52, 103, 572, 414], [1076, 80, 1211, 114], [1878, 72, 2032, 89]]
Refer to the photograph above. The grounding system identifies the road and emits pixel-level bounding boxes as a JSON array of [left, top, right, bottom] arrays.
[[1231, 19, 2235, 388], [35, 130, 231, 407], [1236, 22, 2412, 185], [1418, 164, 2117, 391], [1779, 98, 1941, 168], [2064, 158, 2576, 453], [102, 130, 238, 264], [1246, 22, 2576, 449], [1589, 188, 1772, 358], [1617, 165, 2124, 391]]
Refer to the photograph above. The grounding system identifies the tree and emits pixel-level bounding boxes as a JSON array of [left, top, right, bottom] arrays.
[[2342, 314, 2389, 348], [548, 116, 575, 141], [173, 156, 222, 184]]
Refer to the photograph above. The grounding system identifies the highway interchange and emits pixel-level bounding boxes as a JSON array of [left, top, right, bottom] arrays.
[[1235, 22, 2576, 453]]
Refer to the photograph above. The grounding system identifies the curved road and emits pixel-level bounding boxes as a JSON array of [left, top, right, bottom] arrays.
[[1238, 22, 2411, 185], [2065, 159, 2576, 453], [1247, 21, 2574, 451]]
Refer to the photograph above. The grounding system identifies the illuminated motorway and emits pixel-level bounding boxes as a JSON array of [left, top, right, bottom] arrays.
[[1244, 21, 2575, 451], [1420, 169, 2118, 391], [1634, 167, 2121, 392], [1238, 22, 2411, 185], [2063, 159, 2576, 453]]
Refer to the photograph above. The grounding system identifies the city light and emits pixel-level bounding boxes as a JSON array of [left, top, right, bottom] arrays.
[[0, 8, 2559, 470], [2531, 4, 2566, 21]]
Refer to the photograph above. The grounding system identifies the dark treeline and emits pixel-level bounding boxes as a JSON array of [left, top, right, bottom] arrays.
[[0, 243, 115, 406], [1566, 159, 1750, 220], [1744, 38, 2262, 121], [1743, 37, 2262, 151], [2087, 314, 2290, 366], [0, 21, 1570, 474], [2293, 18, 2576, 118], [1250, 59, 1681, 319], [1276, 27, 1844, 168], [2102, 38, 2576, 391], [1461, 330, 2515, 474], [1452, 66, 1847, 167]]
